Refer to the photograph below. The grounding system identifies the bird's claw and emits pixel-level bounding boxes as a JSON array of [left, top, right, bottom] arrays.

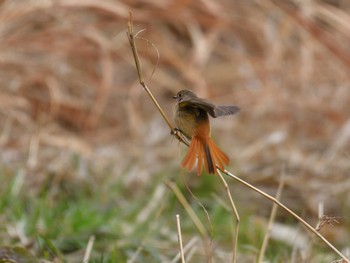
[[171, 128, 181, 135]]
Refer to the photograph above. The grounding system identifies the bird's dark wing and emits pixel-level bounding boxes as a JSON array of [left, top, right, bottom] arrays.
[[179, 97, 217, 117], [179, 98, 240, 118], [213, 105, 240, 118]]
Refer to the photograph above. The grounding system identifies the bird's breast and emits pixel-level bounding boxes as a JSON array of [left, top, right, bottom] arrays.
[[174, 105, 210, 139]]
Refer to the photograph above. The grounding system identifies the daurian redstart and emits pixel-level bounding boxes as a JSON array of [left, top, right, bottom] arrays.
[[173, 90, 239, 175]]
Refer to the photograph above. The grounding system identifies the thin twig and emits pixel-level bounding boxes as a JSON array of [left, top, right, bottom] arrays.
[[127, 12, 189, 146], [127, 12, 175, 133], [217, 169, 240, 263], [176, 214, 186, 263], [83, 235, 95, 263], [165, 180, 212, 263], [171, 237, 199, 263], [257, 166, 286, 262], [223, 169, 349, 262], [182, 175, 214, 240], [165, 181, 207, 237]]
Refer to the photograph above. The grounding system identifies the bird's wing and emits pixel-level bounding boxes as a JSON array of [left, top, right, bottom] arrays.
[[179, 98, 216, 117], [213, 105, 240, 118], [179, 98, 240, 118]]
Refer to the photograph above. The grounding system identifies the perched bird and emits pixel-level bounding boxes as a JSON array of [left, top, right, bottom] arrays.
[[173, 90, 240, 175]]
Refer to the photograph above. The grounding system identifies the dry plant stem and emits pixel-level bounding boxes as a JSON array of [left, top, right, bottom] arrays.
[[307, 202, 326, 261], [166, 181, 212, 263], [83, 235, 95, 263], [257, 168, 285, 263], [176, 214, 186, 263], [171, 237, 198, 263], [217, 170, 240, 263], [223, 169, 350, 263], [127, 12, 175, 134], [182, 177, 214, 240]]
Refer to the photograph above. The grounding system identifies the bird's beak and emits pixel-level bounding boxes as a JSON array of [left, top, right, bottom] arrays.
[[172, 95, 177, 99]]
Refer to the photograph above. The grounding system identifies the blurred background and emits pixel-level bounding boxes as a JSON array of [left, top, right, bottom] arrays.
[[0, 0, 349, 262]]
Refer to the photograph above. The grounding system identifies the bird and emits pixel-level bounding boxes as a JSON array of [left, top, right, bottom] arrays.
[[173, 89, 240, 175]]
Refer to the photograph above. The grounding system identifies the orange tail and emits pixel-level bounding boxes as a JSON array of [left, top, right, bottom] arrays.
[[182, 136, 229, 175]]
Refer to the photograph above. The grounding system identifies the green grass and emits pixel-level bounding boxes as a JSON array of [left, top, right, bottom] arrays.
[[0, 165, 343, 262]]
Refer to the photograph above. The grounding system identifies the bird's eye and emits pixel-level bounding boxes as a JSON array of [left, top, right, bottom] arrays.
[[178, 93, 182, 98]]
